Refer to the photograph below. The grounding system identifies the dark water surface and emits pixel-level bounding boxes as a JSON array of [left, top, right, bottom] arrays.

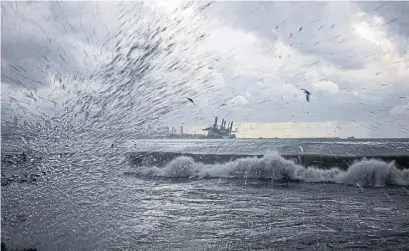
[[2, 139, 409, 250], [2, 177, 409, 250]]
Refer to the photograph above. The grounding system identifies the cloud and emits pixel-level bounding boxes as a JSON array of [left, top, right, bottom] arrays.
[[2, 1, 409, 138], [356, 1, 409, 54], [230, 95, 250, 106], [391, 102, 409, 116], [311, 80, 339, 94], [200, 2, 408, 132]]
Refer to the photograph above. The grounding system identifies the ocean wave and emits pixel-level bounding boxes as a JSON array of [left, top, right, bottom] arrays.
[[128, 152, 409, 187]]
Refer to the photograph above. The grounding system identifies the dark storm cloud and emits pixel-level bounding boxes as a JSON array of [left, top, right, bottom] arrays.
[[1, 32, 77, 89], [206, 1, 380, 70], [1, 1, 408, 138], [1, 1, 119, 90], [198, 2, 408, 128], [356, 1, 409, 55]]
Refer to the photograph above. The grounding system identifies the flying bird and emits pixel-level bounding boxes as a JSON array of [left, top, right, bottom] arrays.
[[187, 97, 195, 104], [301, 89, 311, 102]]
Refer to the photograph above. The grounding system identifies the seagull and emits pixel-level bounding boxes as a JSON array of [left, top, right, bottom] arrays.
[[187, 97, 195, 104], [301, 89, 311, 102]]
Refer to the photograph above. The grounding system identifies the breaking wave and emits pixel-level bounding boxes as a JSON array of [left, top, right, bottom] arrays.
[[129, 152, 409, 187]]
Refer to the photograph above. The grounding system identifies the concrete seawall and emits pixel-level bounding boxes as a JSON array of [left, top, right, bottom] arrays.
[[128, 151, 409, 170], [2, 151, 408, 170]]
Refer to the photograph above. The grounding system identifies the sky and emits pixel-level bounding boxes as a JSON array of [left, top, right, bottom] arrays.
[[1, 1, 409, 138]]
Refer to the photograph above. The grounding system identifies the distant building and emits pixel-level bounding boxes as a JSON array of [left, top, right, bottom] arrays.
[[180, 126, 184, 135], [156, 126, 170, 136]]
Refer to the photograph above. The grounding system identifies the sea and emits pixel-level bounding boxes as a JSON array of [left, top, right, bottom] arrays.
[[3, 1, 409, 250], [1, 138, 409, 250]]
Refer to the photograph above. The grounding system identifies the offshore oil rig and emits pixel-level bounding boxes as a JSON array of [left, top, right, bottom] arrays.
[[202, 116, 236, 139]]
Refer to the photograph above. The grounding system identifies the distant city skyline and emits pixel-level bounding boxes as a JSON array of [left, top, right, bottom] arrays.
[[3, 118, 407, 139]]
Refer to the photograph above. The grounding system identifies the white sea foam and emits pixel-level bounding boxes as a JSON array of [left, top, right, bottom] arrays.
[[132, 152, 409, 187]]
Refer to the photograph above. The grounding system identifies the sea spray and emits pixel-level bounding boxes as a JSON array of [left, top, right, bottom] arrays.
[[130, 152, 409, 187]]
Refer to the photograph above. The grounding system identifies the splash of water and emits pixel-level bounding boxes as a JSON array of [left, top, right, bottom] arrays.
[[130, 152, 409, 187], [2, 1, 216, 157]]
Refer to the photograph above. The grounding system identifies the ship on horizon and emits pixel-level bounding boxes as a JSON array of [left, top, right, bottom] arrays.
[[202, 116, 237, 139], [151, 116, 237, 139]]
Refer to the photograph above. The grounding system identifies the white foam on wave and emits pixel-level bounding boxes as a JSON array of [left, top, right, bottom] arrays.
[[134, 152, 409, 187]]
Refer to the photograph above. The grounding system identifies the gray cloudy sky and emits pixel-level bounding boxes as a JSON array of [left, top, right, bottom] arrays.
[[1, 1, 409, 138]]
